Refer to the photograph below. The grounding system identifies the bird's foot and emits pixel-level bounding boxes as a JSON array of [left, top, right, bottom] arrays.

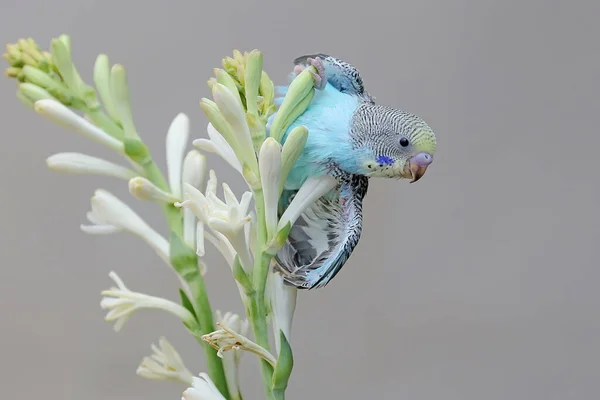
[[293, 57, 327, 90]]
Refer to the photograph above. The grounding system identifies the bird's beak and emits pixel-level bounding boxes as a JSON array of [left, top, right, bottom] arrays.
[[409, 163, 428, 183], [407, 152, 433, 183]]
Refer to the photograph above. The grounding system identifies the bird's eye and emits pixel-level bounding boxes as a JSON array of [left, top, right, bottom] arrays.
[[399, 137, 410, 147]]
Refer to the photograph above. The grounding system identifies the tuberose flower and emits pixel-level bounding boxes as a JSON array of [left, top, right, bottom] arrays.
[[100, 271, 195, 332], [202, 322, 275, 367], [215, 311, 250, 399], [175, 171, 254, 271], [80, 189, 170, 264], [182, 373, 226, 400], [136, 337, 194, 385]]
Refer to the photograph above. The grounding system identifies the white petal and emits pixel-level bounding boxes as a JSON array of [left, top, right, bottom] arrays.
[[90, 190, 170, 263], [193, 124, 242, 173], [205, 231, 236, 268], [80, 224, 122, 234], [205, 124, 242, 171], [166, 113, 190, 198], [46, 152, 136, 180], [183, 374, 226, 400], [212, 84, 255, 167], [240, 192, 253, 215], [268, 270, 297, 355], [34, 99, 124, 153], [206, 191, 228, 212], [259, 138, 282, 238], [91, 190, 147, 232], [221, 183, 240, 208], [192, 138, 218, 153], [277, 175, 338, 230], [108, 270, 128, 290], [208, 217, 236, 238], [112, 315, 131, 332], [129, 177, 180, 203], [177, 184, 209, 222], [182, 150, 208, 191], [136, 337, 194, 385], [183, 208, 196, 248], [206, 170, 218, 197], [214, 225, 253, 273], [196, 221, 205, 257]]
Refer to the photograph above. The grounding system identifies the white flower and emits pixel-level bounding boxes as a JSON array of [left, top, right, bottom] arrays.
[[34, 99, 124, 153], [202, 322, 276, 367], [277, 175, 338, 231], [175, 171, 254, 271], [128, 176, 180, 203], [182, 373, 226, 400], [182, 150, 208, 248], [136, 337, 194, 385], [268, 270, 297, 355], [258, 138, 282, 239], [100, 271, 195, 331], [193, 123, 242, 174], [166, 113, 190, 199], [215, 311, 250, 399], [46, 152, 137, 180], [81, 189, 170, 264]]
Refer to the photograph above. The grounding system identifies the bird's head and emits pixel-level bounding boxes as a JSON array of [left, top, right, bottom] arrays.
[[353, 104, 437, 183]]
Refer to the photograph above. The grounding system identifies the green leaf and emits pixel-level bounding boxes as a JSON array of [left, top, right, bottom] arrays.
[[179, 288, 197, 320], [169, 232, 200, 282], [232, 255, 254, 295], [265, 221, 291, 256], [271, 330, 294, 393]]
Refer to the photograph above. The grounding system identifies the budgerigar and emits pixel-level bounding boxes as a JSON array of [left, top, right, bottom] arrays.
[[270, 54, 437, 290]]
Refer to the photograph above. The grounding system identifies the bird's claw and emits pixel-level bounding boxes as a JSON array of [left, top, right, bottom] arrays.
[[294, 57, 327, 90], [308, 57, 327, 90]]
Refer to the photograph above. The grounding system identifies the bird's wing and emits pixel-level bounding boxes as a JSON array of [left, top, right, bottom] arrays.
[[274, 173, 369, 289], [293, 53, 374, 102]]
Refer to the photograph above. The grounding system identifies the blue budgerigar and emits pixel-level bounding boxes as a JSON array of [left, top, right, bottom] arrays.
[[271, 54, 437, 290]]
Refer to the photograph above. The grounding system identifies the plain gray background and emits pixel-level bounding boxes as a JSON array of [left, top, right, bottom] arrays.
[[1, 0, 599, 399]]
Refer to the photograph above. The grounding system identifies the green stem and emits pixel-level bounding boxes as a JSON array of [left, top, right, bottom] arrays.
[[249, 189, 278, 399], [142, 155, 226, 395], [248, 297, 275, 398], [190, 275, 231, 399], [273, 390, 285, 400]]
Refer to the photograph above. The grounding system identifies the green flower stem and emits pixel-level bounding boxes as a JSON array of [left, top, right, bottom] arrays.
[[248, 297, 275, 399], [140, 146, 228, 397], [249, 188, 278, 399], [189, 274, 231, 399]]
